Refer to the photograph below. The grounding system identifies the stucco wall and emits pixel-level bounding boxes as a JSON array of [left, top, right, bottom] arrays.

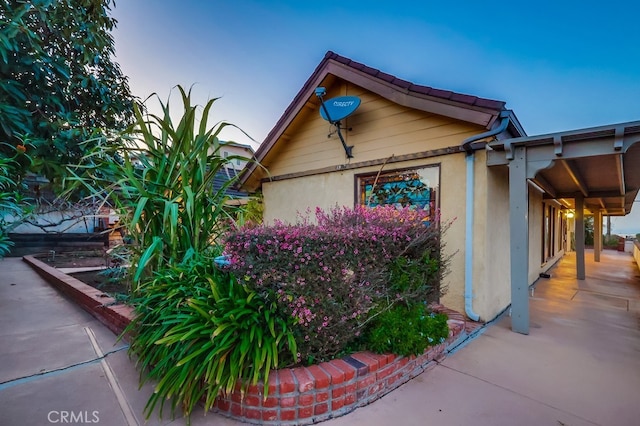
[[263, 153, 469, 316], [256, 79, 567, 322], [262, 155, 563, 322], [472, 160, 511, 320], [263, 82, 484, 178]]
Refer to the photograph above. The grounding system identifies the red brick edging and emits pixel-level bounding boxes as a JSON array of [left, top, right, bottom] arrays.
[[24, 255, 469, 425], [22, 255, 133, 335], [212, 310, 465, 425]]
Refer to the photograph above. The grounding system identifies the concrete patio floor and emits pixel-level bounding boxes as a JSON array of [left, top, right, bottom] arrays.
[[0, 249, 638, 425]]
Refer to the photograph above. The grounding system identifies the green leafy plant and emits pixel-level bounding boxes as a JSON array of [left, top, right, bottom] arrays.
[[235, 192, 264, 228], [0, 143, 33, 258], [0, 0, 133, 184], [388, 253, 441, 302], [602, 233, 621, 248], [126, 257, 297, 421], [65, 86, 250, 287], [364, 304, 449, 356]]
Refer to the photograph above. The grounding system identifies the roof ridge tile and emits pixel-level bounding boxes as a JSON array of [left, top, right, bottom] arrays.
[[326, 51, 505, 109]]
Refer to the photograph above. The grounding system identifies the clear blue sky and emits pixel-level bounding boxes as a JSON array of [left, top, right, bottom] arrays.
[[111, 0, 639, 234]]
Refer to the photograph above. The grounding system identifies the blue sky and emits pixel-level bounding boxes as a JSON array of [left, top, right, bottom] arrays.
[[111, 0, 639, 234]]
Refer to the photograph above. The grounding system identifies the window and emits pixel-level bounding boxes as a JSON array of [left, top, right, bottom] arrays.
[[356, 165, 440, 217]]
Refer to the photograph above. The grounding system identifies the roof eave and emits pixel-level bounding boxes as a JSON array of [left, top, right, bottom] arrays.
[[240, 52, 509, 189]]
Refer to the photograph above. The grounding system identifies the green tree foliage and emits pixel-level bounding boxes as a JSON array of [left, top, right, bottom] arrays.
[[0, 146, 32, 257], [0, 0, 133, 183], [584, 216, 594, 246]]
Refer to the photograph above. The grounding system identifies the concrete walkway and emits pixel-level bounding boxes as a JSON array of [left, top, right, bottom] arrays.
[[0, 257, 234, 426], [1, 250, 639, 425]]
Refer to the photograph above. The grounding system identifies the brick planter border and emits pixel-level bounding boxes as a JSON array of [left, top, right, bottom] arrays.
[[24, 255, 470, 425], [22, 255, 133, 335], [211, 312, 465, 425]]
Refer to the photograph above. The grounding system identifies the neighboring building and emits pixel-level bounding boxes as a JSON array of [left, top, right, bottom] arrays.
[[216, 141, 255, 202], [220, 141, 255, 171], [240, 51, 640, 333]]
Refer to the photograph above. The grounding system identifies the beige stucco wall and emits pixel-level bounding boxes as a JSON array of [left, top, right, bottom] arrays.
[[258, 79, 565, 322], [472, 159, 512, 320], [262, 149, 563, 322], [263, 153, 469, 316], [264, 82, 486, 178]]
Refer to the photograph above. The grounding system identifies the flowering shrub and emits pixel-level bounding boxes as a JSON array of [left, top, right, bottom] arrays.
[[224, 205, 449, 363]]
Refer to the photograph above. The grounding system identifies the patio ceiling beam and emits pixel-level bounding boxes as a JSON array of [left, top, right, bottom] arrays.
[[614, 126, 624, 150], [553, 190, 624, 199], [616, 153, 626, 196], [530, 175, 557, 198], [553, 135, 563, 156], [560, 159, 588, 197], [558, 198, 572, 208]]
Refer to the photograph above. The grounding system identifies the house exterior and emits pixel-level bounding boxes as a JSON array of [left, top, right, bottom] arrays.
[[240, 51, 640, 330], [215, 141, 255, 201], [220, 141, 254, 171]]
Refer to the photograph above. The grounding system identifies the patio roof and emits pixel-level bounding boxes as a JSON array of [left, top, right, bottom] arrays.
[[487, 120, 640, 216], [487, 119, 640, 334]]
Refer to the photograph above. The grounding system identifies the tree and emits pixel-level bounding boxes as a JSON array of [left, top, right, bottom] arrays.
[[0, 0, 133, 185]]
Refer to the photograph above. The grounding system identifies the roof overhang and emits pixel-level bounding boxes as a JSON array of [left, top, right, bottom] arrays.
[[238, 51, 510, 191], [488, 120, 640, 216]]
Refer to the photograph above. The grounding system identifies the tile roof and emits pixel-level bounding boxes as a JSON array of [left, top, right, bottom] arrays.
[[214, 168, 249, 198], [322, 51, 505, 110], [239, 50, 511, 189]]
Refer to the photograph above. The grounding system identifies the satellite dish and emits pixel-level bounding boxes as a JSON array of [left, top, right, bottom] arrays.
[[314, 87, 360, 159], [319, 96, 361, 122]]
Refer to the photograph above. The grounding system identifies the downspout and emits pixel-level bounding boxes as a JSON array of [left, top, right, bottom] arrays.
[[461, 110, 511, 321]]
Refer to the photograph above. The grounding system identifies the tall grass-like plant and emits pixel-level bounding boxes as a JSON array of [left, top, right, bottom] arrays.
[[126, 257, 297, 421], [65, 86, 249, 286]]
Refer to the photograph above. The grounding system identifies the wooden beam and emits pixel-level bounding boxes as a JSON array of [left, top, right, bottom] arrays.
[[531, 175, 557, 198], [616, 153, 625, 196], [560, 159, 589, 197], [509, 146, 530, 334], [261, 145, 464, 183]]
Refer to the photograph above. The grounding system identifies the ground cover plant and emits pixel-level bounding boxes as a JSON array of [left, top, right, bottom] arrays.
[[224, 205, 451, 363]]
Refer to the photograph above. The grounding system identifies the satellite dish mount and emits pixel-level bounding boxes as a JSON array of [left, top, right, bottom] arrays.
[[315, 87, 360, 159]]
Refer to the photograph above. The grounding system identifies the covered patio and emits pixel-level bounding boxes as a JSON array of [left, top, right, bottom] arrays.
[[488, 120, 640, 334], [322, 248, 640, 426]]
